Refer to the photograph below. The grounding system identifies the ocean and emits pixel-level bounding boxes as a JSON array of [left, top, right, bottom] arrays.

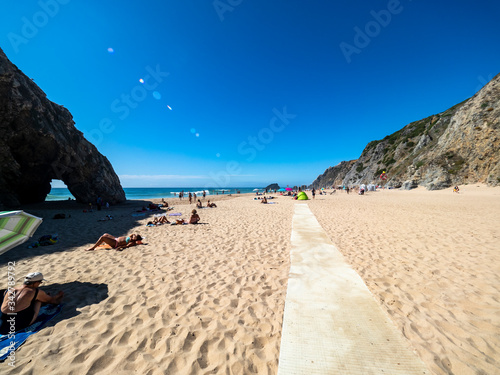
[[46, 187, 262, 201]]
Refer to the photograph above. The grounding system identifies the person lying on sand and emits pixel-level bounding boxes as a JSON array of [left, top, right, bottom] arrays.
[[189, 209, 200, 224], [0, 272, 64, 334], [85, 233, 142, 251], [171, 219, 187, 225], [261, 197, 268, 204], [206, 200, 217, 208], [154, 215, 170, 225]]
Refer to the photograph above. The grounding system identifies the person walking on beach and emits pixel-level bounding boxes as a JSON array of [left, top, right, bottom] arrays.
[[85, 233, 142, 251], [312, 188, 316, 199], [96, 196, 102, 211], [189, 192, 192, 204], [202, 190, 206, 200], [0, 272, 64, 334]]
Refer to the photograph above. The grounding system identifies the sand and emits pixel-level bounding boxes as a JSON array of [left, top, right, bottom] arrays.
[[1, 185, 499, 375]]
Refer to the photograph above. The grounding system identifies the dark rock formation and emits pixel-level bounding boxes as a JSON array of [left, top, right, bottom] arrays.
[[311, 73, 500, 190], [265, 183, 280, 191], [0, 47, 126, 208], [310, 160, 356, 189]]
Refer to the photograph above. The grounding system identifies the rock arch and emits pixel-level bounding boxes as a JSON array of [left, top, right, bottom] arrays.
[[0, 47, 125, 208]]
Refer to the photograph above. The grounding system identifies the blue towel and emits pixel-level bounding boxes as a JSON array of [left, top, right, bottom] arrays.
[[0, 304, 63, 361]]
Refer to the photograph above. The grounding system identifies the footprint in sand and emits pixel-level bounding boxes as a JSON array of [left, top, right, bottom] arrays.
[[147, 305, 160, 318]]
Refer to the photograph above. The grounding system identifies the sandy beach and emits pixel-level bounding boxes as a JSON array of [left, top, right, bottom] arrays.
[[1, 186, 499, 375]]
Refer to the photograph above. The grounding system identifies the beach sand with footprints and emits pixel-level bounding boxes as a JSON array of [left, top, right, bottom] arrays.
[[1, 185, 499, 375]]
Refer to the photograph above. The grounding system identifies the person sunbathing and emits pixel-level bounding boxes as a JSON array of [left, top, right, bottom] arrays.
[[206, 200, 217, 208], [85, 233, 142, 251], [154, 215, 170, 225], [0, 272, 64, 334], [196, 199, 203, 208], [261, 197, 268, 204], [189, 209, 200, 224]]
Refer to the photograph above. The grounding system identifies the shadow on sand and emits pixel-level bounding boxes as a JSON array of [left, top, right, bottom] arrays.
[[40, 281, 109, 328], [0, 199, 162, 263]]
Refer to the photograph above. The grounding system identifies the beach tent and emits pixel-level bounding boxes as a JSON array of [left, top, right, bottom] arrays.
[[0, 211, 43, 255], [297, 191, 309, 200]]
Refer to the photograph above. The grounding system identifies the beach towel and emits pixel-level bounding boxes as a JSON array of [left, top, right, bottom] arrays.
[[0, 304, 63, 361], [97, 240, 144, 249], [168, 213, 182, 216]]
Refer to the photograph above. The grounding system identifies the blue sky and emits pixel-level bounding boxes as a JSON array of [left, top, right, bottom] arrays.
[[1, 1, 499, 188]]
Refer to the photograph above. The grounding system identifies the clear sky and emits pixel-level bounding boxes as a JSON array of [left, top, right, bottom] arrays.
[[1, 1, 499, 188]]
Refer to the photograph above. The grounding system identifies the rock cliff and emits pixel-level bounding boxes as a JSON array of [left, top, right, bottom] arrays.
[[310, 160, 356, 189], [311, 73, 500, 190], [0, 47, 126, 207], [265, 183, 280, 191]]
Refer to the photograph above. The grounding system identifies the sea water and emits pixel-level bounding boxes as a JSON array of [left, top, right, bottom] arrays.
[[46, 187, 263, 201]]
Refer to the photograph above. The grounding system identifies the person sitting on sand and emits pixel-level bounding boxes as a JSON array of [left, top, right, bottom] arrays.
[[261, 197, 268, 204], [196, 199, 203, 209], [206, 200, 217, 208], [189, 209, 200, 224], [0, 272, 64, 334], [86, 233, 142, 251]]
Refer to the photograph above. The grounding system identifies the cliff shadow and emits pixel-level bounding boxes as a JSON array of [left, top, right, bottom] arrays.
[[0, 199, 162, 263]]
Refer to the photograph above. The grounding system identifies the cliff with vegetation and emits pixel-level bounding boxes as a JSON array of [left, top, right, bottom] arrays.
[[311, 73, 500, 190], [0, 47, 126, 207]]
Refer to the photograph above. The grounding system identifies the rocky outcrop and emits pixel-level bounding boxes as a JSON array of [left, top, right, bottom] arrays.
[[310, 160, 357, 188], [265, 183, 280, 191], [0, 47, 126, 207], [311, 73, 500, 190]]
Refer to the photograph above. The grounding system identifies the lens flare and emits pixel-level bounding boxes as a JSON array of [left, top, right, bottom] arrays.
[[167, 105, 172, 110], [190, 128, 196, 134], [107, 47, 114, 54], [139, 78, 144, 84], [153, 91, 161, 100]]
